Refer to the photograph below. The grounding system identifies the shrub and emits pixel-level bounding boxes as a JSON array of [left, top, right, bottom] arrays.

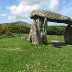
[[47, 26, 66, 35], [10, 25, 30, 33], [0, 23, 66, 36], [0, 24, 30, 36]]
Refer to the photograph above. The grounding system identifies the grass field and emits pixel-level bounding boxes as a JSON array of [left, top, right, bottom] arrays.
[[0, 34, 72, 72]]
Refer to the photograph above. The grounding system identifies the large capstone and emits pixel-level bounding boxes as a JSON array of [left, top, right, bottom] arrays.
[[30, 9, 72, 24]]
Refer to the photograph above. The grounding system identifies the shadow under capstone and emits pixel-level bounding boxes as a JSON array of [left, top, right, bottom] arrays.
[[48, 42, 68, 48]]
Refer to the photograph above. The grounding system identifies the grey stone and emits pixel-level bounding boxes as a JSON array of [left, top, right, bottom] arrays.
[[28, 9, 72, 45], [28, 19, 42, 44], [30, 9, 72, 24], [64, 24, 72, 44], [28, 18, 48, 44]]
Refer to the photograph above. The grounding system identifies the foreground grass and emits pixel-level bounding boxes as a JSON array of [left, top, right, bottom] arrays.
[[0, 34, 72, 72]]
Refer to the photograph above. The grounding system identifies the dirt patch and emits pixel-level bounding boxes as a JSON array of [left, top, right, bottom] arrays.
[[0, 48, 21, 51], [51, 40, 60, 43]]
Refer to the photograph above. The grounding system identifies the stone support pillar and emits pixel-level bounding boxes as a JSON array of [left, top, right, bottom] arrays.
[[28, 18, 48, 45], [40, 18, 48, 44], [28, 19, 42, 44], [64, 24, 72, 44]]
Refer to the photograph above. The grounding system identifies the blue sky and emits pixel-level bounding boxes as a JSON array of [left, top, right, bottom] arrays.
[[0, 0, 19, 23], [0, 0, 72, 25]]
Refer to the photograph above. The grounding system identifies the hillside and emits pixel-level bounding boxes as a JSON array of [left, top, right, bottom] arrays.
[[0, 21, 31, 27], [12, 21, 31, 27]]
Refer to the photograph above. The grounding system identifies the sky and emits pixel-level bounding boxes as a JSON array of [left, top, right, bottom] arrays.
[[0, 0, 72, 25]]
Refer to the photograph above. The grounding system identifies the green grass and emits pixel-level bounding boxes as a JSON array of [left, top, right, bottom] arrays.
[[0, 34, 72, 72]]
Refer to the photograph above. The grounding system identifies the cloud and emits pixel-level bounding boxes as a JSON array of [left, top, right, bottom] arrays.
[[7, 6, 17, 15], [20, 0, 60, 10], [48, 0, 60, 11], [0, 13, 7, 17], [5, 0, 72, 26], [7, 3, 40, 16], [7, 0, 60, 22], [7, 2, 41, 21]]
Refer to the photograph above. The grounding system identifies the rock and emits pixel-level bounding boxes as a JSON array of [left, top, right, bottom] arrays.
[[40, 18, 48, 44], [28, 18, 48, 44], [30, 9, 72, 24], [28, 9, 72, 45], [28, 19, 42, 44], [64, 24, 72, 44]]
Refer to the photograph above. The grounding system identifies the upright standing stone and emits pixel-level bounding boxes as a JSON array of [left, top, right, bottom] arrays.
[[28, 18, 48, 44], [28, 19, 42, 44], [37, 18, 48, 44], [64, 24, 72, 44], [40, 18, 48, 44]]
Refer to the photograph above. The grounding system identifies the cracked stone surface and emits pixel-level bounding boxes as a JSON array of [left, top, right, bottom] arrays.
[[30, 9, 72, 24]]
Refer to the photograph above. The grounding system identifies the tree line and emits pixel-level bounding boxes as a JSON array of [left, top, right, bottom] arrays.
[[0, 23, 66, 36]]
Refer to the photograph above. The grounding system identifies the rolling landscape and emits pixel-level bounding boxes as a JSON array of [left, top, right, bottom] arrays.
[[0, 0, 72, 72], [0, 21, 72, 72]]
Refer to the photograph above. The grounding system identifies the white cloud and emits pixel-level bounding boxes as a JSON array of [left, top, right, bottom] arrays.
[[7, 2, 41, 21], [7, 6, 17, 15], [20, 0, 60, 10], [7, 0, 60, 22], [0, 13, 7, 17], [48, 0, 60, 11]]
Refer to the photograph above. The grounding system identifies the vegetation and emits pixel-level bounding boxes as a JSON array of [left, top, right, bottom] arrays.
[[0, 34, 72, 72], [47, 26, 66, 35], [0, 22, 66, 36], [0, 23, 30, 36]]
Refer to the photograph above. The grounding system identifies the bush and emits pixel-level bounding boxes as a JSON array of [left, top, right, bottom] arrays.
[[47, 26, 66, 35], [0, 23, 66, 36], [0, 24, 30, 36]]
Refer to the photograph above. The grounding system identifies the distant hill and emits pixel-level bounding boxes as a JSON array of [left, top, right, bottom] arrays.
[[12, 21, 31, 27], [0, 21, 31, 27]]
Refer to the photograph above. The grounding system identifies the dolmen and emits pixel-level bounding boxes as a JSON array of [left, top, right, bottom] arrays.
[[28, 9, 72, 44]]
